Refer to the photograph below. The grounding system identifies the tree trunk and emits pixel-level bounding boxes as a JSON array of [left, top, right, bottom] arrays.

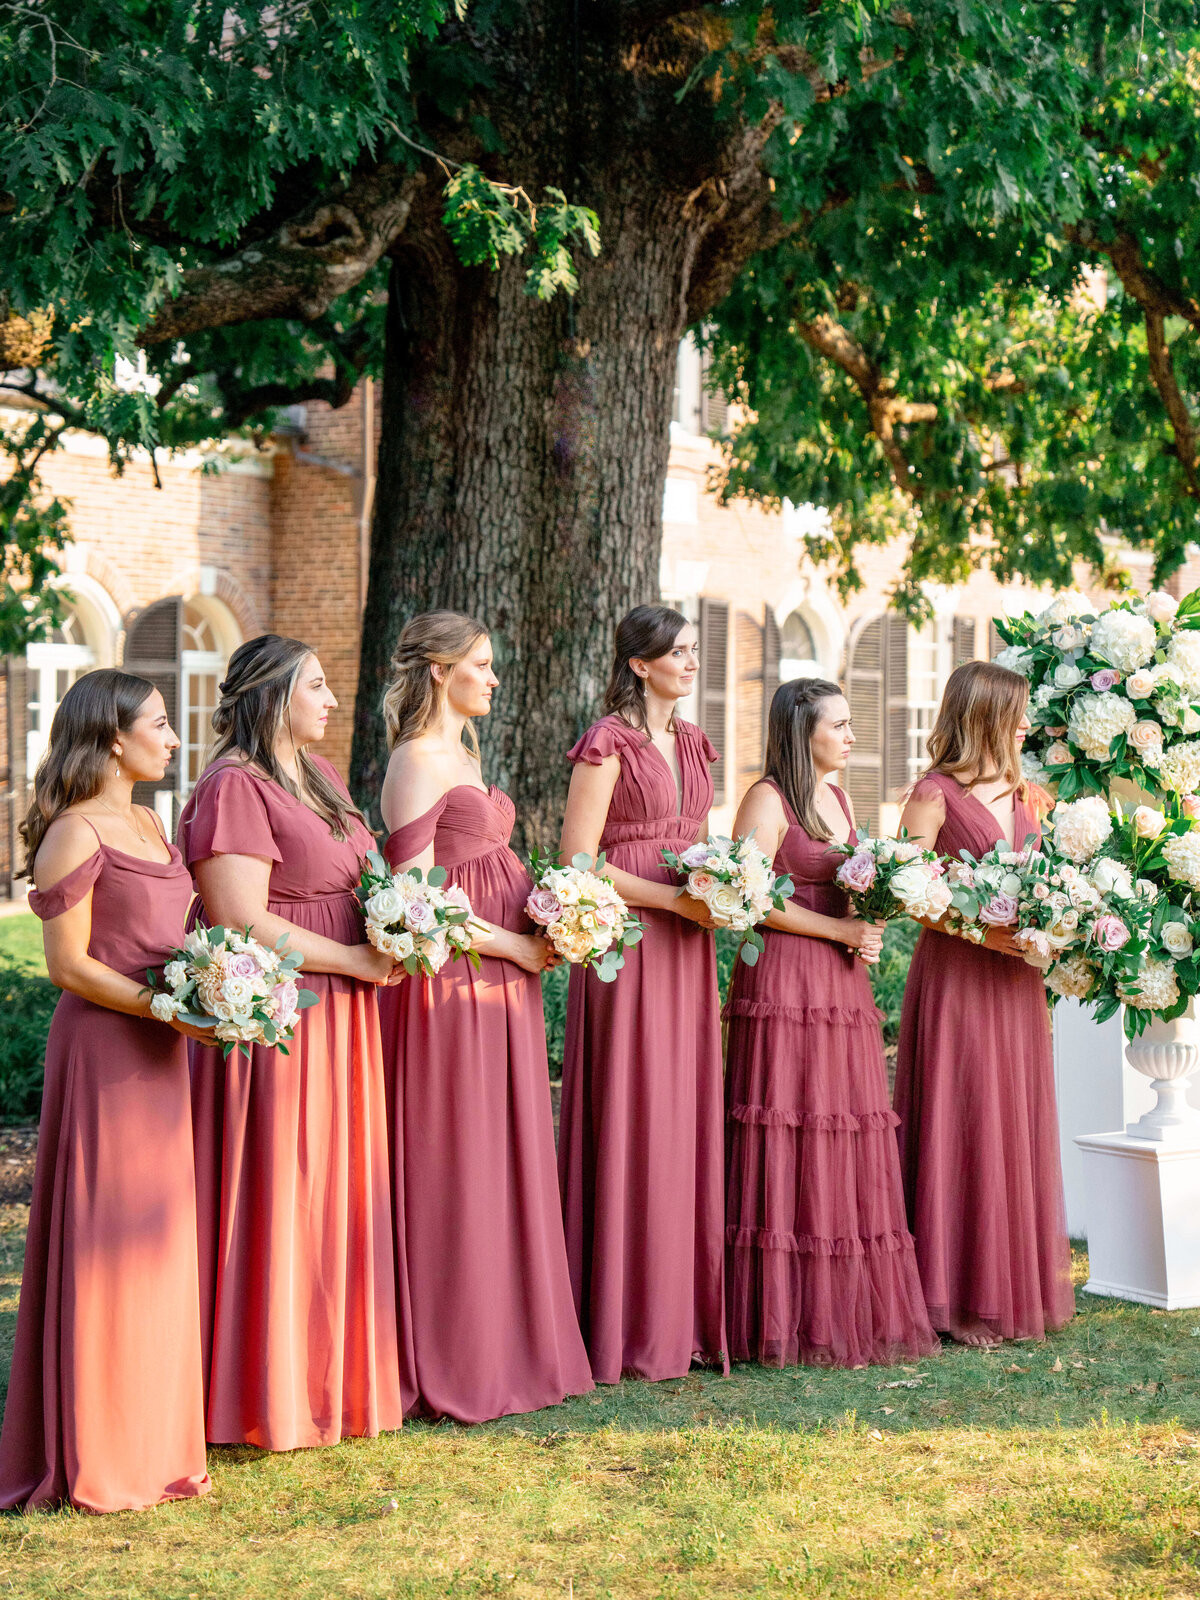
[[351, 197, 697, 851]]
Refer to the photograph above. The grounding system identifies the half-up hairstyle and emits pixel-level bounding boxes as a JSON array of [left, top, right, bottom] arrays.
[[763, 677, 846, 842], [924, 659, 1027, 794], [603, 604, 691, 735], [382, 610, 489, 757], [21, 668, 158, 874], [210, 635, 364, 840]]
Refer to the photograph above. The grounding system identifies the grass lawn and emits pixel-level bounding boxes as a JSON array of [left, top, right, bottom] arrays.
[[0, 912, 46, 975], [3, 1225, 1200, 1598]]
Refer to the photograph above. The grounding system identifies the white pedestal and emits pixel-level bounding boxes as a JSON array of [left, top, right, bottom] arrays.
[[1075, 1132, 1200, 1308]]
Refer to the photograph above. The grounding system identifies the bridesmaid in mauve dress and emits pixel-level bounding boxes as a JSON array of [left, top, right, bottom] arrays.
[[894, 659, 1075, 1345], [558, 604, 727, 1384], [0, 670, 209, 1511], [377, 611, 592, 1422], [179, 635, 407, 1448], [724, 679, 938, 1368]]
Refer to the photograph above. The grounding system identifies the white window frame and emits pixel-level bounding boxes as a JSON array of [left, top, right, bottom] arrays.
[[906, 619, 954, 786]]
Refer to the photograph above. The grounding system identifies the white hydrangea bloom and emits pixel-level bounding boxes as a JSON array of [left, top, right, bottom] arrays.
[[994, 645, 1034, 677], [1161, 830, 1200, 891], [1087, 609, 1157, 673], [1051, 795, 1114, 863], [1165, 632, 1200, 695], [1154, 740, 1200, 793], [1121, 957, 1181, 1012], [1066, 691, 1137, 760], [1046, 952, 1098, 1001], [1038, 591, 1094, 626]]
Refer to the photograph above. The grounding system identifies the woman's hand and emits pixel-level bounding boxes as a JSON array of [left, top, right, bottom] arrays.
[[840, 917, 884, 963], [347, 942, 402, 985], [507, 932, 562, 974], [671, 892, 719, 931], [168, 1018, 226, 1046], [465, 916, 494, 950], [981, 925, 1025, 958]]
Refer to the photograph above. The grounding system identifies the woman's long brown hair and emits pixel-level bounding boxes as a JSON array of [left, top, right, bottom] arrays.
[[603, 604, 691, 735], [21, 668, 157, 873], [924, 659, 1028, 792], [381, 610, 489, 758], [763, 677, 845, 842]]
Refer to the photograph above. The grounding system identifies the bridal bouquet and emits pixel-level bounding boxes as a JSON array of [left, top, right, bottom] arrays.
[[1040, 795, 1200, 1034], [357, 851, 479, 976], [941, 840, 1059, 954], [662, 834, 793, 966], [525, 849, 644, 982], [144, 925, 317, 1058], [833, 833, 952, 924], [993, 586, 1200, 803]]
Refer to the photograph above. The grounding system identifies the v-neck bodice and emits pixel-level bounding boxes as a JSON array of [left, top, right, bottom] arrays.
[[910, 770, 1045, 860]]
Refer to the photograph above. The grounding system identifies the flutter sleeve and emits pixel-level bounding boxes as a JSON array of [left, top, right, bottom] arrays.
[[27, 851, 104, 920], [690, 723, 719, 765], [567, 717, 630, 766], [906, 775, 947, 808], [179, 767, 283, 868]]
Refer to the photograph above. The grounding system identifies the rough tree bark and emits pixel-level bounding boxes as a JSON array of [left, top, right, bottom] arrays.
[[349, 9, 800, 847]]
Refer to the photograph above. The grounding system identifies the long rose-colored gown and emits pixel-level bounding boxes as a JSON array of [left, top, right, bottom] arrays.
[[558, 715, 727, 1384], [724, 781, 938, 1367], [378, 784, 593, 1422], [179, 757, 408, 1448], [0, 823, 210, 1511], [894, 771, 1075, 1341]]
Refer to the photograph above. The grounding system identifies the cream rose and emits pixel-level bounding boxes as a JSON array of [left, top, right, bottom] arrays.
[[1127, 719, 1165, 758], [1146, 590, 1180, 624], [1126, 669, 1157, 699], [1162, 921, 1195, 958], [1044, 740, 1074, 766], [708, 882, 745, 923], [1132, 806, 1167, 839]]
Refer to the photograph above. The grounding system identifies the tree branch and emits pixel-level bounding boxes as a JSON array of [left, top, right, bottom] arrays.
[[1144, 308, 1199, 500], [794, 311, 936, 498], [1066, 221, 1200, 331], [138, 165, 422, 347]]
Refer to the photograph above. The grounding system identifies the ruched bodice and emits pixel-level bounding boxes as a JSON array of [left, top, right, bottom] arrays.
[[567, 715, 716, 867], [383, 785, 530, 931], [28, 836, 193, 981]]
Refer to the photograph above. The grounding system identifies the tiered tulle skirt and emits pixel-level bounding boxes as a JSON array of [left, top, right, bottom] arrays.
[[724, 939, 938, 1369]]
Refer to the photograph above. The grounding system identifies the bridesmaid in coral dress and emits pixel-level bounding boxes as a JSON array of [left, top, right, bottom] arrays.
[[558, 604, 727, 1384], [377, 611, 592, 1422], [894, 659, 1075, 1345], [724, 678, 937, 1368], [0, 670, 210, 1511], [179, 635, 406, 1449]]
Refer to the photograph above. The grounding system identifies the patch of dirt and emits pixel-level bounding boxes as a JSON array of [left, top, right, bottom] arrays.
[[0, 1125, 37, 1205]]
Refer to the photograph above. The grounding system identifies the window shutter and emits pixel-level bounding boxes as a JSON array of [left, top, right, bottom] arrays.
[[699, 346, 730, 436], [735, 610, 764, 794], [123, 597, 182, 808], [699, 597, 729, 805], [989, 619, 1004, 659], [885, 613, 910, 801], [953, 616, 977, 668], [762, 608, 781, 757], [846, 615, 885, 833]]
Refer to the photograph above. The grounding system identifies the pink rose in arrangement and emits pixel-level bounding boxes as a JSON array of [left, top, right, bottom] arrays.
[[1090, 669, 1120, 692], [226, 951, 262, 981], [270, 979, 300, 1030], [1015, 927, 1052, 959], [978, 893, 1019, 927], [1183, 794, 1200, 821], [594, 901, 620, 927], [688, 870, 717, 894], [1092, 914, 1131, 952], [444, 883, 472, 912], [526, 886, 564, 926], [836, 852, 877, 892], [680, 842, 712, 870], [405, 897, 436, 934]]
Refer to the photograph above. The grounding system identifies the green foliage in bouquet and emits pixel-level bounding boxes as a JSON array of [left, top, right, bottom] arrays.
[[526, 848, 644, 985]]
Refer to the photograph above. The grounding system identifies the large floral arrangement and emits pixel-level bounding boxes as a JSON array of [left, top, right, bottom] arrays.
[[1039, 795, 1200, 1036], [833, 833, 952, 924], [662, 835, 793, 966], [145, 925, 317, 1058], [993, 587, 1200, 803], [357, 852, 479, 976], [525, 850, 644, 982]]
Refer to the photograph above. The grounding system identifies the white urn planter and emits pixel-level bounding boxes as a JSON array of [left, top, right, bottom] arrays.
[[1076, 1004, 1200, 1309]]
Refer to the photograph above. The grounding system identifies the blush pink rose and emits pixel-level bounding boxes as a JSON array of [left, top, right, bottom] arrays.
[[688, 870, 717, 894], [526, 887, 564, 926], [1183, 795, 1200, 820], [1092, 914, 1130, 952], [405, 898, 436, 934], [1090, 669, 1120, 691], [978, 893, 1019, 926], [594, 901, 620, 927], [270, 979, 299, 1030], [836, 852, 877, 892], [226, 951, 262, 981]]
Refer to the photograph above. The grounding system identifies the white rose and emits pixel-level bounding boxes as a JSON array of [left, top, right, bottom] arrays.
[[1053, 661, 1084, 690], [1067, 691, 1137, 760], [1127, 719, 1165, 759], [1051, 625, 1087, 651], [1162, 921, 1195, 958], [1044, 740, 1074, 767], [221, 976, 254, 1008], [1132, 806, 1167, 839], [708, 882, 746, 924], [1126, 668, 1157, 699], [366, 886, 406, 925], [1088, 609, 1157, 673], [163, 959, 189, 991], [1089, 857, 1134, 899], [151, 992, 183, 1022], [1039, 591, 1094, 626], [1146, 589, 1179, 624]]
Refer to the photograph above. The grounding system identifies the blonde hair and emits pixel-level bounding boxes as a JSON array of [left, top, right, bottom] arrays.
[[382, 610, 489, 756], [924, 660, 1028, 793], [211, 635, 365, 840]]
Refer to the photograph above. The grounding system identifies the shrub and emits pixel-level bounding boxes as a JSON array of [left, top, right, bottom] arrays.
[[870, 917, 919, 1045], [0, 965, 57, 1124]]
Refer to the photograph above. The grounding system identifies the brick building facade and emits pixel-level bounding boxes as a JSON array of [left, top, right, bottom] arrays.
[[5, 338, 1188, 893]]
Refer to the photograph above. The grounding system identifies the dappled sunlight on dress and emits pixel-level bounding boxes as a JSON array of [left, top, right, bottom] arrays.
[[379, 784, 593, 1423], [893, 771, 1075, 1342], [558, 715, 726, 1384], [0, 833, 210, 1511], [724, 781, 938, 1368], [178, 757, 406, 1449]]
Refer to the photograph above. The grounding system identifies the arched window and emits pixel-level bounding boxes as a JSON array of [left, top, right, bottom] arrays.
[[25, 610, 97, 775], [778, 610, 822, 683]]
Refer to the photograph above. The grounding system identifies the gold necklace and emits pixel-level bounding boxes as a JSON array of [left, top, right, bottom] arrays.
[[96, 794, 148, 844]]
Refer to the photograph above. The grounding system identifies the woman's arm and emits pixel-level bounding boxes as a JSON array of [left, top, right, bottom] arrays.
[[194, 853, 394, 984], [37, 818, 212, 1039], [899, 783, 1023, 957], [559, 758, 716, 928]]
